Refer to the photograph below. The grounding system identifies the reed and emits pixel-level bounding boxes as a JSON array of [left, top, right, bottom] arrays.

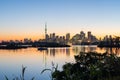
[[5, 65, 35, 80]]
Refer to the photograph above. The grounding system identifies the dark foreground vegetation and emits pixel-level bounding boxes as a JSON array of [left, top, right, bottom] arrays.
[[5, 52, 120, 80], [51, 52, 120, 80]]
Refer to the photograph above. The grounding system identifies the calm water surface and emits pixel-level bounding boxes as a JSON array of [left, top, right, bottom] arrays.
[[0, 45, 120, 80]]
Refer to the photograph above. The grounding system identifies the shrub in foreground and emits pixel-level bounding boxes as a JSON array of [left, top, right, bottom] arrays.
[[52, 52, 120, 80]]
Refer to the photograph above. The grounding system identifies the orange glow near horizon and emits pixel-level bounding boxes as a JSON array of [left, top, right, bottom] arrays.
[[0, 31, 119, 41], [0, 34, 44, 41], [0, 33, 109, 41]]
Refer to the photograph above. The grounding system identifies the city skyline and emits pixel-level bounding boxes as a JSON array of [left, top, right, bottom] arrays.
[[0, 0, 120, 41]]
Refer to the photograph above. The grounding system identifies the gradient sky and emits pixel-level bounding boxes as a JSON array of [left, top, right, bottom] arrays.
[[0, 0, 120, 40]]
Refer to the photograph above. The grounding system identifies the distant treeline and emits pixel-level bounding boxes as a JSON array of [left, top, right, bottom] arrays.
[[98, 36, 120, 47]]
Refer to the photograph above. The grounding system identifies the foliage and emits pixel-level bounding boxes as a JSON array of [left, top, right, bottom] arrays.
[[52, 52, 120, 80], [41, 62, 58, 80]]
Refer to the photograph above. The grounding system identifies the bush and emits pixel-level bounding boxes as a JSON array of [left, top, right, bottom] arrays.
[[52, 52, 120, 80]]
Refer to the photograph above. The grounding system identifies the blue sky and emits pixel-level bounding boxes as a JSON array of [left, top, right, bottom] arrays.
[[0, 0, 120, 40]]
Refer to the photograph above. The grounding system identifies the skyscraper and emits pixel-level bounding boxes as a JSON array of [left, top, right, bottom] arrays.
[[66, 33, 70, 44], [45, 22, 48, 41], [88, 31, 91, 41], [80, 31, 85, 40], [66, 33, 70, 40]]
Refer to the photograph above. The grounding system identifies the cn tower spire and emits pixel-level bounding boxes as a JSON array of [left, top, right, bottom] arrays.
[[45, 22, 47, 35], [45, 22, 47, 40]]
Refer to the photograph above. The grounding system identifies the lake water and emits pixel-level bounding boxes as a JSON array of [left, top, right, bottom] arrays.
[[0, 45, 120, 80]]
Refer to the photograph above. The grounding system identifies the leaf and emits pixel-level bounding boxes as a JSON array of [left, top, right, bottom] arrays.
[[4, 75, 9, 80], [55, 64, 58, 71], [22, 65, 27, 80], [31, 77, 35, 80], [41, 69, 52, 74]]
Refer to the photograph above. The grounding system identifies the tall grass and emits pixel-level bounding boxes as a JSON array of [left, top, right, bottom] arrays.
[[5, 65, 34, 80], [41, 62, 58, 80]]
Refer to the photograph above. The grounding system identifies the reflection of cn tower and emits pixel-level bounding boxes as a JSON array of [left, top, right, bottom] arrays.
[[45, 22, 47, 42], [66, 48, 70, 56], [43, 50, 49, 68], [43, 51, 46, 68]]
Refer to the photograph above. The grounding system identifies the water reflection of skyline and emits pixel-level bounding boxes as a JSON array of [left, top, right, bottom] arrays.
[[37, 46, 120, 57], [72, 45, 120, 55], [72, 45, 97, 54], [102, 48, 120, 55], [40, 46, 120, 70], [37, 46, 120, 76], [0, 46, 120, 80], [1, 46, 120, 56], [40, 48, 71, 57]]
